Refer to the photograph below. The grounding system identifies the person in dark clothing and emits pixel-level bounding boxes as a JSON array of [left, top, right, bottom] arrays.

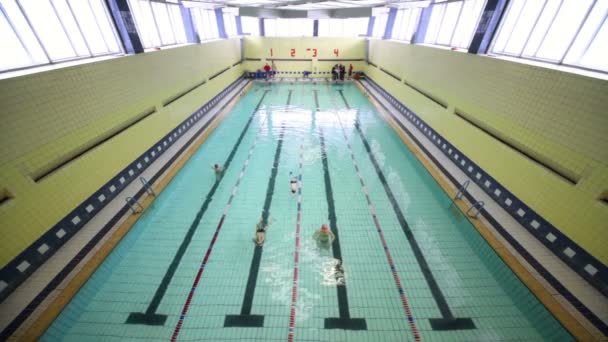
[[332, 64, 338, 81], [348, 64, 353, 79], [339, 64, 346, 81]]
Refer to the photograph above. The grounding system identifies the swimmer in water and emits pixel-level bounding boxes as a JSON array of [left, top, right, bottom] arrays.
[[254, 217, 269, 246], [211, 164, 224, 179], [334, 259, 345, 286], [290, 172, 298, 194], [313, 223, 335, 245]]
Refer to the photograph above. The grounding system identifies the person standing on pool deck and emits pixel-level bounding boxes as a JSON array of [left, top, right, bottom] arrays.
[[314, 223, 335, 245], [348, 64, 353, 79], [264, 63, 271, 80]]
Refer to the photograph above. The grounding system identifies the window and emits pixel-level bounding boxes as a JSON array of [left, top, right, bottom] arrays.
[[491, 0, 607, 72], [127, 0, 187, 49], [190, 7, 219, 41], [391, 7, 422, 42], [241, 16, 259, 36], [223, 12, 237, 37], [0, 0, 122, 72], [264, 18, 313, 37], [318, 18, 369, 37], [372, 8, 389, 38], [424, 0, 486, 49]]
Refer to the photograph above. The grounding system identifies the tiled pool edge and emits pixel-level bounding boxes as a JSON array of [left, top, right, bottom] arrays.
[[0, 77, 250, 340], [358, 77, 608, 337]]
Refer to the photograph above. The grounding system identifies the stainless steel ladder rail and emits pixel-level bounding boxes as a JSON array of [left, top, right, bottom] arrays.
[[454, 180, 470, 200], [126, 197, 144, 215], [467, 201, 485, 218], [140, 176, 156, 197]]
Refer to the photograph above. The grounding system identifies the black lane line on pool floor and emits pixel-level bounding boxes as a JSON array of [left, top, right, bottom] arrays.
[[319, 128, 367, 331], [338, 90, 475, 331], [127, 90, 270, 326], [224, 90, 291, 328]]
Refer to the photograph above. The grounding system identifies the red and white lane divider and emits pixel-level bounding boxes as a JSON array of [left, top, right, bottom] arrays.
[[287, 144, 304, 342], [171, 117, 267, 342], [335, 114, 421, 342]]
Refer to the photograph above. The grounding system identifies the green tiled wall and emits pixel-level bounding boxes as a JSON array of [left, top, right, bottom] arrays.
[[242, 37, 367, 77], [0, 39, 243, 268], [367, 40, 608, 264]]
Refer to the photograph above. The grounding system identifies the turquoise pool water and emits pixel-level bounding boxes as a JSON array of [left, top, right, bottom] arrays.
[[43, 82, 572, 341]]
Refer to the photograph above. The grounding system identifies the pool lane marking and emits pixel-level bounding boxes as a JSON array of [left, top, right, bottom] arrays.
[[224, 125, 285, 327], [126, 90, 270, 326], [318, 128, 367, 330], [224, 90, 292, 327], [338, 90, 475, 331], [170, 97, 271, 341], [332, 111, 421, 341], [287, 144, 304, 342]]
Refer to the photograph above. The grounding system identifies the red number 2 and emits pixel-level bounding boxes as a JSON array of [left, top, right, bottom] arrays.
[[333, 48, 339, 57], [291, 48, 296, 57]]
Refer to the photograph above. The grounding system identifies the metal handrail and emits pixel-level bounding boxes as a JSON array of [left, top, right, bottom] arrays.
[[126, 197, 144, 215], [467, 200, 485, 218], [140, 176, 155, 197], [454, 180, 470, 200]]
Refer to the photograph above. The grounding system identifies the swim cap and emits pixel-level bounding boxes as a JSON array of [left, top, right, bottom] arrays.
[[321, 224, 328, 231]]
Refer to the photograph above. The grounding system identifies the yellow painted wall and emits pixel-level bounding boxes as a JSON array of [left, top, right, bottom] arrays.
[[367, 40, 608, 263], [243, 37, 366, 77], [0, 39, 243, 268]]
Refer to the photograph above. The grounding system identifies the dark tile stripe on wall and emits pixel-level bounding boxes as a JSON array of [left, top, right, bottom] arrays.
[[209, 67, 231, 81], [0, 76, 248, 305], [403, 81, 447, 109], [33, 107, 157, 183], [317, 58, 365, 62], [454, 109, 578, 185], [379, 67, 402, 82], [267, 58, 313, 62], [359, 77, 608, 334], [0, 189, 13, 207], [163, 80, 207, 107]]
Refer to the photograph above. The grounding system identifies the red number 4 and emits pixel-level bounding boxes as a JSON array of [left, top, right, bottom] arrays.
[[333, 48, 339, 57]]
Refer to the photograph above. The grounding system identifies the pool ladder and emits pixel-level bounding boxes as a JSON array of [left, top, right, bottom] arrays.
[[453, 180, 485, 219], [125, 177, 156, 215]]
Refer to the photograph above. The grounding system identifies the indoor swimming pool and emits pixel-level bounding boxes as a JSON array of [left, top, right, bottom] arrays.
[[42, 82, 572, 341]]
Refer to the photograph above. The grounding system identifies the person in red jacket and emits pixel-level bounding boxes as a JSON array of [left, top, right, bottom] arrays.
[[263, 63, 271, 80]]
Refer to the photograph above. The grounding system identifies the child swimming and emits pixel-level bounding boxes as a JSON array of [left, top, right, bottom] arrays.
[[254, 217, 269, 246], [313, 223, 335, 245]]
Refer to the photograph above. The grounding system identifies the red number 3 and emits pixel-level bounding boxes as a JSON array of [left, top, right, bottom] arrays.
[[312, 48, 318, 57], [291, 48, 296, 57]]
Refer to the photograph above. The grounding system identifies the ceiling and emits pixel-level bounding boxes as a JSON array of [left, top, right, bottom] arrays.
[[181, 0, 427, 10]]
